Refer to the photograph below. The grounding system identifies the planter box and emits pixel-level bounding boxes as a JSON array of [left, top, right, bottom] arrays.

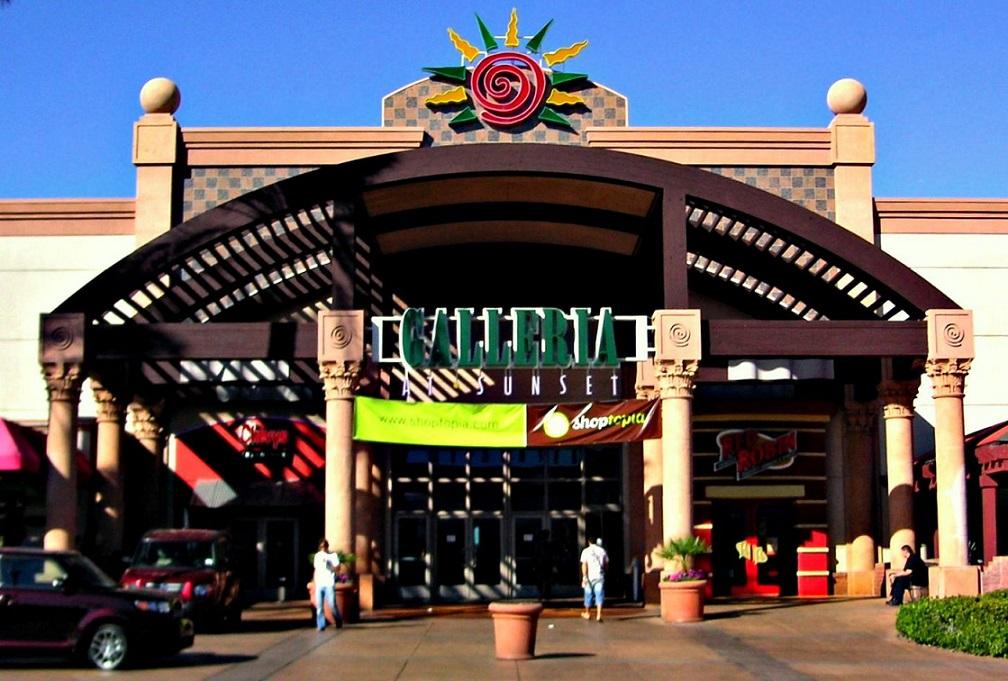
[[488, 601, 544, 660], [659, 580, 706, 623]]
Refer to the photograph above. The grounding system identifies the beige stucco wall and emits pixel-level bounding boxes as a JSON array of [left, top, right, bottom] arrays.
[[0, 233, 135, 422], [879, 231, 1008, 436]]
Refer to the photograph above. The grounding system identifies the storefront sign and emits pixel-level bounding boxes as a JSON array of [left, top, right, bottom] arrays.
[[354, 396, 660, 448], [527, 399, 660, 446], [423, 9, 590, 130], [236, 419, 291, 462], [714, 429, 798, 481], [354, 396, 526, 448], [371, 307, 649, 371]]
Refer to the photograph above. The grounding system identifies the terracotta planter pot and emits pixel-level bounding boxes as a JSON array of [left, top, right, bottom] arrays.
[[334, 582, 359, 623], [488, 601, 544, 660], [659, 580, 706, 623]]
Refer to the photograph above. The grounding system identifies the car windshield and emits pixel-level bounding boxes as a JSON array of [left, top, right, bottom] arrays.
[[134, 540, 216, 569], [63, 554, 118, 589]]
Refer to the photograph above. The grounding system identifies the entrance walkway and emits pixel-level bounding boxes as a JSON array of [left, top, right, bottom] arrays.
[[5, 598, 1007, 680], [224, 597, 1008, 680]]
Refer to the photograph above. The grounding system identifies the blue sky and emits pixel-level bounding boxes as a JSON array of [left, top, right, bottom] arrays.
[[1, 1, 1006, 199]]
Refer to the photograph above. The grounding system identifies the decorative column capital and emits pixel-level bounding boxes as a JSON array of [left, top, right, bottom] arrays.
[[654, 359, 699, 400], [634, 360, 657, 400], [41, 363, 85, 403], [878, 380, 918, 419], [320, 361, 363, 400], [127, 400, 164, 442], [93, 387, 125, 424], [925, 358, 972, 398], [844, 400, 877, 434]]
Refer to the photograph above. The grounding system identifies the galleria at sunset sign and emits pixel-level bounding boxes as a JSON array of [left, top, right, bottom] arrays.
[[371, 307, 651, 371]]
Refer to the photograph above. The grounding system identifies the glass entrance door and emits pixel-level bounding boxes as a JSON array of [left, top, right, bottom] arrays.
[[713, 502, 796, 597], [435, 517, 504, 600], [395, 516, 429, 600]]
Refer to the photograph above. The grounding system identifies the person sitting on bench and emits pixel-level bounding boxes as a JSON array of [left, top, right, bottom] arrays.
[[886, 545, 928, 606]]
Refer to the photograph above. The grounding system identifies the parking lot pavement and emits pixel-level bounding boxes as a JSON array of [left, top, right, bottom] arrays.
[[3, 598, 1008, 680]]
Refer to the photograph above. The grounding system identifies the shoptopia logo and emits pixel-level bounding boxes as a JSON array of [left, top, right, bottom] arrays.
[[528, 400, 661, 446], [422, 8, 590, 130]]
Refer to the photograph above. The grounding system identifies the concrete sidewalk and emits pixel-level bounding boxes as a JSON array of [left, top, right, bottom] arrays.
[[4, 598, 1007, 680], [215, 598, 1008, 681]]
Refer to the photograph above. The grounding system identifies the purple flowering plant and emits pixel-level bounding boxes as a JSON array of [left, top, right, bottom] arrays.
[[663, 568, 708, 582], [655, 535, 710, 581]]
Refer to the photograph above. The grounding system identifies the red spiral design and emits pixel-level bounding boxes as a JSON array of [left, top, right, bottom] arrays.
[[470, 52, 547, 127]]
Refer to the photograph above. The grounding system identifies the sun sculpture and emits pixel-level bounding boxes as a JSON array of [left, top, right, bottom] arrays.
[[423, 8, 589, 130]]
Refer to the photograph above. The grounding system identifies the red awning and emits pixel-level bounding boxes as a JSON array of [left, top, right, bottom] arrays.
[[0, 418, 93, 482], [0, 418, 42, 473]]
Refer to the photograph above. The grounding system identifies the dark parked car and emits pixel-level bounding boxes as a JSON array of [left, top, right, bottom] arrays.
[[120, 529, 241, 628], [0, 547, 194, 670]]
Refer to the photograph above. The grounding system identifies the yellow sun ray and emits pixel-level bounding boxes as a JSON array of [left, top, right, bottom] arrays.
[[543, 40, 589, 67], [546, 90, 584, 107], [448, 28, 480, 62], [425, 86, 468, 106], [505, 8, 520, 47]]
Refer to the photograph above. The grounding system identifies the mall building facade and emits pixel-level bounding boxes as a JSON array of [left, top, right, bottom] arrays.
[[3, 21, 1008, 606]]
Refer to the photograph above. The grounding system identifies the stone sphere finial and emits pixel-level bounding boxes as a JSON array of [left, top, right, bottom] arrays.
[[827, 78, 867, 115], [139, 77, 181, 115]]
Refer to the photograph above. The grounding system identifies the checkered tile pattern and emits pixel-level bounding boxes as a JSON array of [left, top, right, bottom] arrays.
[[702, 166, 835, 221], [382, 78, 627, 145], [183, 167, 316, 221]]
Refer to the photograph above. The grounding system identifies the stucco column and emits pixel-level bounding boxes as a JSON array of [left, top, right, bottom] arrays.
[[635, 360, 663, 600], [128, 398, 166, 529], [843, 398, 877, 595], [824, 410, 847, 588], [133, 78, 182, 247], [42, 363, 84, 550], [827, 79, 875, 243], [925, 309, 978, 596], [93, 380, 125, 557], [651, 310, 702, 557], [879, 379, 918, 566], [318, 311, 365, 556], [320, 362, 360, 556]]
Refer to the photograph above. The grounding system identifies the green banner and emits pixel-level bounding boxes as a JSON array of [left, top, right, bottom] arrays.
[[353, 396, 526, 447]]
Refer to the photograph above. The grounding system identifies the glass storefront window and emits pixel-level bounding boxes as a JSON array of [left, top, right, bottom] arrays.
[[471, 481, 504, 511], [547, 448, 580, 477], [510, 449, 544, 477], [393, 481, 429, 511], [550, 481, 581, 510], [433, 449, 466, 478], [392, 449, 430, 478], [511, 481, 545, 511], [470, 449, 504, 477], [584, 447, 621, 477], [586, 479, 621, 506], [434, 481, 466, 511]]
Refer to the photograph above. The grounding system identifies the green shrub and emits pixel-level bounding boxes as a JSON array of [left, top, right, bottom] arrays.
[[896, 590, 1008, 657]]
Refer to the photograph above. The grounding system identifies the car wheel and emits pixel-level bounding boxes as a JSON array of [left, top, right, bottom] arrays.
[[86, 622, 129, 671]]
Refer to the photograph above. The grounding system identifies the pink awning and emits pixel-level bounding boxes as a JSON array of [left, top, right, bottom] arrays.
[[0, 418, 42, 473]]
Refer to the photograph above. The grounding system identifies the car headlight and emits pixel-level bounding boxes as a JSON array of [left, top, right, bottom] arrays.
[[134, 599, 173, 613], [193, 584, 214, 598]]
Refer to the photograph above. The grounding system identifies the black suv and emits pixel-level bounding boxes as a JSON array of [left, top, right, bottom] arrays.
[[0, 548, 194, 670]]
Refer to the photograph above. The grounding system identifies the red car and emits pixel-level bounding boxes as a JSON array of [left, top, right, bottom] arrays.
[[0, 547, 194, 670], [120, 529, 242, 629]]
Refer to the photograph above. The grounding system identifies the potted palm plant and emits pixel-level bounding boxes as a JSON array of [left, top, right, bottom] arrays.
[[655, 536, 710, 623]]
